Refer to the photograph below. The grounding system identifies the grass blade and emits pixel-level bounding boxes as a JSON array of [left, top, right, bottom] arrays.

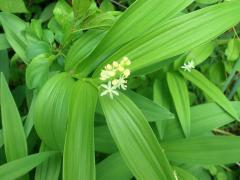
[[0, 73, 28, 161]]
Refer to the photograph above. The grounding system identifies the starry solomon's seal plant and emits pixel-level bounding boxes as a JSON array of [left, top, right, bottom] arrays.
[[2, 0, 240, 180]]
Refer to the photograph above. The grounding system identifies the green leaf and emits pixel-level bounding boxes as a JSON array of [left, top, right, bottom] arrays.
[[26, 54, 53, 89], [174, 167, 198, 180], [0, 152, 57, 180], [163, 136, 240, 165], [63, 80, 98, 180], [96, 153, 132, 180], [225, 39, 240, 61], [26, 41, 51, 60], [165, 102, 240, 140], [185, 42, 214, 66], [35, 144, 61, 180], [94, 125, 117, 154], [76, 0, 193, 76], [73, 0, 92, 18], [34, 73, 75, 150], [154, 76, 174, 139], [0, 34, 10, 50], [0, 50, 10, 81], [100, 93, 175, 180], [65, 30, 105, 71], [180, 69, 239, 120], [0, 12, 29, 63], [167, 72, 190, 137], [0, 73, 28, 161], [93, 1, 240, 77], [0, 0, 28, 13], [124, 90, 174, 122], [53, 0, 74, 43]]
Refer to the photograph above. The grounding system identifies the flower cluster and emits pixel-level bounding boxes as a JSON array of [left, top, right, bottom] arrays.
[[100, 57, 131, 99], [181, 60, 195, 72]]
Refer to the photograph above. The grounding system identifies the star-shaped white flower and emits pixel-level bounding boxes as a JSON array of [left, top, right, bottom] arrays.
[[181, 61, 195, 72], [100, 81, 119, 99], [116, 76, 127, 90]]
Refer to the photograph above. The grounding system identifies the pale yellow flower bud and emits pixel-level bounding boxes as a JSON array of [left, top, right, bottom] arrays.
[[106, 64, 112, 70], [109, 71, 116, 77], [118, 65, 125, 72], [112, 61, 119, 67], [123, 69, 130, 77], [112, 79, 119, 86]]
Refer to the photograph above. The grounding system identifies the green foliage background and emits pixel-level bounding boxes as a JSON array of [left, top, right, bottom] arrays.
[[1, 0, 240, 179]]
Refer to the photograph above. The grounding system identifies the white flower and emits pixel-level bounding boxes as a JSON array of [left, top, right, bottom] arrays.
[[116, 76, 127, 90], [100, 81, 119, 99], [181, 60, 195, 72]]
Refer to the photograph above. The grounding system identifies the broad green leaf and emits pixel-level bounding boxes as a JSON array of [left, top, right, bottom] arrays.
[[96, 153, 132, 180], [124, 90, 174, 122], [76, 0, 193, 76], [0, 0, 28, 13], [65, 30, 105, 71], [0, 34, 10, 50], [73, 0, 92, 18], [0, 73, 28, 161], [163, 136, 240, 165], [0, 152, 57, 180], [63, 80, 98, 180], [34, 73, 75, 150], [93, 1, 240, 77], [26, 54, 54, 89], [175, 167, 198, 180], [53, 0, 74, 43], [180, 69, 239, 120], [165, 102, 240, 140], [167, 72, 190, 137], [35, 144, 61, 180], [94, 126, 117, 154], [0, 12, 29, 63], [225, 39, 240, 61], [26, 41, 51, 60], [100, 93, 175, 180]]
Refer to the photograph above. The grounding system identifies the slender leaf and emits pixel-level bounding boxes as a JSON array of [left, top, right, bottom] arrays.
[[96, 153, 132, 180], [180, 69, 239, 120], [100, 93, 175, 180], [163, 136, 240, 165], [63, 80, 98, 180], [0, 152, 57, 180], [0, 73, 28, 161], [0, 12, 29, 63], [124, 90, 174, 122], [35, 144, 61, 180], [94, 126, 117, 154], [167, 72, 190, 137]]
